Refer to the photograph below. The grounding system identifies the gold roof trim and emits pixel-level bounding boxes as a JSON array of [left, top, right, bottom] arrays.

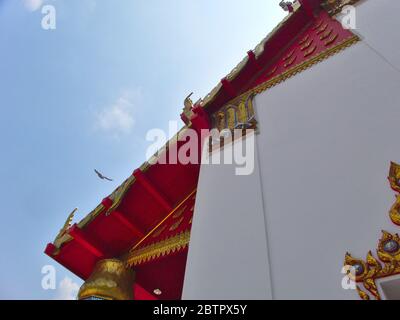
[[125, 231, 190, 267], [219, 34, 360, 107]]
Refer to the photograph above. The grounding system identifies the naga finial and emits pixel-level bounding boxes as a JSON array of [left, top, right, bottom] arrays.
[[55, 208, 77, 240], [181, 92, 195, 125]]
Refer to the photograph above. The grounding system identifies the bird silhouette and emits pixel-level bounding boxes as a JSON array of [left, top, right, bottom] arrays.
[[94, 169, 113, 181]]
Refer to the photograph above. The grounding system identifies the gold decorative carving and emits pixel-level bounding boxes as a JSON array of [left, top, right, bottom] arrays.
[[344, 231, 400, 300], [324, 33, 339, 46], [299, 34, 310, 45], [320, 29, 333, 40], [303, 45, 317, 57], [322, 0, 362, 16], [127, 189, 196, 252], [389, 195, 400, 226], [211, 93, 257, 132], [300, 39, 314, 51], [389, 162, 400, 193], [316, 23, 328, 35], [126, 231, 190, 267], [344, 161, 400, 300], [284, 55, 297, 68], [388, 162, 400, 225]]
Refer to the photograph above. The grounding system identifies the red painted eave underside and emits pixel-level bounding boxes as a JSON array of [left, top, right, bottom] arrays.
[[46, 148, 199, 277]]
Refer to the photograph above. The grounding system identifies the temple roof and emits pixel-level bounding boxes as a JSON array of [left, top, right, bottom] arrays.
[[45, 0, 348, 299]]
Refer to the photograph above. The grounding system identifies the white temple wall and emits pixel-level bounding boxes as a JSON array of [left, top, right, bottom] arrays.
[[182, 134, 273, 299], [351, 0, 400, 71], [183, 0, 400, 299], [254, 28, 400, 299]]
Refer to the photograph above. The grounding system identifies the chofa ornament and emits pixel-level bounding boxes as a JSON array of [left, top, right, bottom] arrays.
[[344, 162, 400, 300]]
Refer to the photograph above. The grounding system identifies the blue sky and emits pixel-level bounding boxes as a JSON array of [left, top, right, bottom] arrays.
[[0, 0, 285, 299]]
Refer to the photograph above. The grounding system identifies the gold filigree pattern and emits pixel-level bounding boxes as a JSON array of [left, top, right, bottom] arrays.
[[344, 231, 400, 300], [344, 161, 400, 300], [389, 195, 400, 226], [389, 162, 400, 193], [283, 49, 296, 61], [125, 231, 190, 267]]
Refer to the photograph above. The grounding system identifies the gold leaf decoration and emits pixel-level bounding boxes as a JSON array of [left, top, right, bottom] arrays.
[[325, 33, 339, 46], [304, 45, 317, 58], [316, 23, 328, 35], [389, 195, 400, 226], [298, 34, 310, 45], [126, 231, 190, 266], [320, 29, 333, 40], [356, 286, 370, 300], [389, 162, 400, 193], [300, 39, 314, 51]]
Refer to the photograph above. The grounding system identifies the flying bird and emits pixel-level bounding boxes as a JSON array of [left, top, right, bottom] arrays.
[[94, 169, 113, 181]]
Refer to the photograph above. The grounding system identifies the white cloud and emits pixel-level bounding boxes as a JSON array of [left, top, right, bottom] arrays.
[[95, 89, 141, 137], [23, 0, 43, 11], [54, 277, 80, 300]]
